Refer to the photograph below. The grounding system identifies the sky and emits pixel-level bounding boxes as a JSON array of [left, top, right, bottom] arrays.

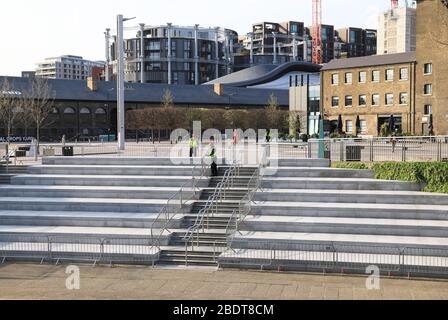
[[0, 0, 392, 76]]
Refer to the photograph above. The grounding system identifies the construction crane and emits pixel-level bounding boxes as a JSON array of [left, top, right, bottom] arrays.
[[312, 0, 323, 64]]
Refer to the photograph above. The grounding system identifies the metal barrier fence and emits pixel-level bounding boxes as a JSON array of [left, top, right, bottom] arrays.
[[0, 234, 160, 266], [220, 240, 448, 278], [272, 136, 448, 162]]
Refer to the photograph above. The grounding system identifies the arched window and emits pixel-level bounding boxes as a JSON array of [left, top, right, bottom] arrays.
[[95, 107, 107, 115], [80, 107, 91, 114], [63, 107, 76, 114], [50, 107, 59, 114]]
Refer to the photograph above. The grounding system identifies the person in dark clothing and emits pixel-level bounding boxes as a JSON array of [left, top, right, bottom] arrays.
[[266, 129, 271, 143], [208, 137, 218, 177]]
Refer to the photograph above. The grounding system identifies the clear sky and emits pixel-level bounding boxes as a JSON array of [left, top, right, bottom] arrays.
[[0, 0, 392, 76]]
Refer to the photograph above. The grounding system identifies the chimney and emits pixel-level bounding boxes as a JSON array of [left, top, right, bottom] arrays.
[[87, 77, 98, 91], [214, 83, 223, 96]]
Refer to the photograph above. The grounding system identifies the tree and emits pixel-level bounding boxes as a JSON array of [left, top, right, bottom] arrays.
[[288, 111, 307, 136], [265, 93, 283, 129], [0, 79, 21, 144], [23, 77, 55, 159]]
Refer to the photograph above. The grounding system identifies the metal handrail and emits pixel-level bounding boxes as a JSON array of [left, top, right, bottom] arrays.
[[182, 165, 237, 245], [149, 157, 207, 250], [226, 145, 266, 251]]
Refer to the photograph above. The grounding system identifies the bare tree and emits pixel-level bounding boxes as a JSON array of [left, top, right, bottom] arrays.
[[265, 93, 283, 129], [23, 77, 55, 159], [0, 79, 21, 145]]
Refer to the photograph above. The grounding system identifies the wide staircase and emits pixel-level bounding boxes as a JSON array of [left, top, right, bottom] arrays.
[[158, 166, 257, 267], [219, 158, 448, 277], [0, 156, 210, 265], [0, 166, 28, 185]]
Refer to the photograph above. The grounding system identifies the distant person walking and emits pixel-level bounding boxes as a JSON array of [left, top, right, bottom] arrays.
[[61, 134, 66, 147], [266, 129, 271, 143], [208, 137, 218, 177], [189, 135, 199, 158]]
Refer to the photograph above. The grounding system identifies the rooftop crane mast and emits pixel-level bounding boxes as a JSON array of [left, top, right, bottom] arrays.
[[312, 0, 323, 64]]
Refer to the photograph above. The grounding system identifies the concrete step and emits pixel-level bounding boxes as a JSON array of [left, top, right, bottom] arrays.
[[29, 165, 205, 176], [11, 175, 210, 187], [262, 167, 374, 178], [262, 177, 420, 191], [0, 185, 193, 200], [0, 197, 192, 214], [251, 202, 448, 220], [268, 158, 330, 168], [255, 189, 448, 205], [242, 215, 448, 237], [42, 157, 224, 166], [232, 231, 448, 252], [0, 211, 184, 229], [0, 225, 171, 245]]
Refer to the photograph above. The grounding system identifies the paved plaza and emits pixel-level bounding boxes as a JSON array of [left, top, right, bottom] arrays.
[[0, 263, 447, 300]]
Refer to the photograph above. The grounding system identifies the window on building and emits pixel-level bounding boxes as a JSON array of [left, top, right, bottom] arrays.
[[95, 108, 107, 114], [359, 71, 367, 83], [424, 84, 433, 95], [424, 63, 433, 75], [345, 95, 353, 107], [424, 104, 432, 115], [359, 94, 367, 106], [399, 92, 408, 105], [331, 73, 339, 85], [346, 120, 353, 133], [400, 68, 409, 80], [345, 72, 353, 84], [360, 120, 367, 133], [386, 69, 394, 81], [80, 107, 91, 114], [63, 107, 76, 114], [385, 93, 394, 105], [372, 94, 380, 106], [332, 96, 339, 108], [50, 108, 59, 114], [372, 70, 380, 82]]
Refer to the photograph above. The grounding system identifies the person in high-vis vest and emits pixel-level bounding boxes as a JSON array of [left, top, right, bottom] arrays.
[[189, 135, 198, 158]]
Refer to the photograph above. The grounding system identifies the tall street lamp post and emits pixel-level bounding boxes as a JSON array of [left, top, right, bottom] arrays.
[[117, 14, 135, 151]]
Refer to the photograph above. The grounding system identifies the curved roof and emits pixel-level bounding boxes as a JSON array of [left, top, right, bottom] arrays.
[[206, 61, 322, 88]]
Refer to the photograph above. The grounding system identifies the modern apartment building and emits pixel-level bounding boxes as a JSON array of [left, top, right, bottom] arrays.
[[236, 21, 377, 69], [35, 55, 105, 80], [321, 52, 417, 136], [335, 28, 378, 58], [234, 21, 306, 71], [377, 6, 417, 55], [112, 24, 238, 85], [415, 0, 448, 135]]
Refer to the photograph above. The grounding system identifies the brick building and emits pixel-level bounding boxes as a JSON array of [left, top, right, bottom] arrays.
[[415, 0, 448, 135], [321, 52, 416, 136]]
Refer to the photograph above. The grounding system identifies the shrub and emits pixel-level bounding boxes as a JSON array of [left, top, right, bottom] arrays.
[[372, 162, 448, 194], [332, 162, 370, 170]]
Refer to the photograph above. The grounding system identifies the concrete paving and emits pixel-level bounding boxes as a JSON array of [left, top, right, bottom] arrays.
[[0, 263, 447, 300]]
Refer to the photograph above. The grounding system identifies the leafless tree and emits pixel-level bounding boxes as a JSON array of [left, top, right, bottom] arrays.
[[265, 93, 284, 129], [0, 79, 21, 145], [23, 77, 55, 159]]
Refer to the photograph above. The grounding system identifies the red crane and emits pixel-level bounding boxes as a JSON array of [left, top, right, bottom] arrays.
[[391, 0, 399, 9], [312, 0, 323, 64]]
